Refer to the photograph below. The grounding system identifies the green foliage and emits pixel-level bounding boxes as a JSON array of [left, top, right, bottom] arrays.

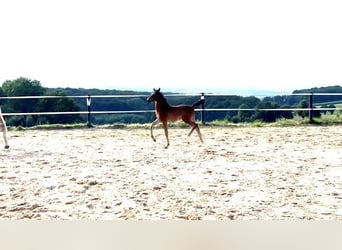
[[1, 78, 83, 126], [253, 102, 280, 122], [2, 77, 44, 113], [2, 77, 45, 97], [263, 85, 342, 107], [1, 78, 341, 126], [93, 114, 147, 124], [296, 100, 308, 118], [237, 103, 253, 122], [320, 104, 336, 115], [38, 91, 83, 124], [278, 105, 294, 119]]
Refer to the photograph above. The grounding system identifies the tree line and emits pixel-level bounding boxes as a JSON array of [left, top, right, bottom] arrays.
[[1, 77, 342, 126], [0, 78, 82, 126]]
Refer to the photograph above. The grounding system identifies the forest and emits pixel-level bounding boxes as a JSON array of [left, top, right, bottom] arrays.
[[1, 77, 342, 126]]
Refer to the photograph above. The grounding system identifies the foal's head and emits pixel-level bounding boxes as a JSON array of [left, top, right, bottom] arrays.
[[147, 88, 163, 103]]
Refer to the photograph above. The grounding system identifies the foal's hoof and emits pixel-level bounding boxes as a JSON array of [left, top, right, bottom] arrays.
[[4, 145, 9, 149]]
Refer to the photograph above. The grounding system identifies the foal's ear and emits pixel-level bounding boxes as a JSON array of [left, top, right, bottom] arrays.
[[153, 88, 160, 92]]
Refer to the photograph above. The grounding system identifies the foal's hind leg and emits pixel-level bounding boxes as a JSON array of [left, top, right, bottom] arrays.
[[186, 121, 203, 144], [162, 121, 170, 149]]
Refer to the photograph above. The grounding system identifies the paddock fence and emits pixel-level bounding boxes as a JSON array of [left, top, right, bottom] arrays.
[[1, 92, 342, 125]]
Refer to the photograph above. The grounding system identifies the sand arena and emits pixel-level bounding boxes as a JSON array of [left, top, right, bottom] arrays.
[[1, 125, 341, 219]]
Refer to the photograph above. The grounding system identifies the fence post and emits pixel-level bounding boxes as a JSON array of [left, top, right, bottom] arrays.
[[86, 94, 92, 127], [200, 92, 205, 125], [308, 93, 313, 123]]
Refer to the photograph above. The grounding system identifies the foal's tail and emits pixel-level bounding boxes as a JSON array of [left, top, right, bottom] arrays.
[[192, 99, 205, 107]]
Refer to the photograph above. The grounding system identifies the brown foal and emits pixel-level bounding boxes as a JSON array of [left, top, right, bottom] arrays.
[[147, 88, 203, 148]]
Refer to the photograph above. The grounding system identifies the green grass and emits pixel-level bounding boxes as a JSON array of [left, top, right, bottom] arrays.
[[310, 115, 342, 125], [8, 123, 94, 131], [7, 114, 342, 131]]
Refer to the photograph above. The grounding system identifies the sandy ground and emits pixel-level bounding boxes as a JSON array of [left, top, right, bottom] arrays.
[[1, 125, 341, 220]]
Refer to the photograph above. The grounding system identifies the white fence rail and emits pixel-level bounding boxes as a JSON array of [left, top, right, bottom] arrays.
[[1, 93, 342, 124]]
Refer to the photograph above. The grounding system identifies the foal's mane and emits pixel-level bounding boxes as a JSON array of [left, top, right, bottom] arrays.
[[155, 90, 169, 105]]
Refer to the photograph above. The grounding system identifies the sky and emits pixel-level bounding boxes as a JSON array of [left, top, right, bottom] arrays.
[[1, 0, 342, 93]]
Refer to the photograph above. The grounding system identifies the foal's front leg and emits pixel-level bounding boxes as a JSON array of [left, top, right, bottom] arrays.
[[150, 118, 159, 142], [0, 121, 9, 149], [3, 130, 9, 149]]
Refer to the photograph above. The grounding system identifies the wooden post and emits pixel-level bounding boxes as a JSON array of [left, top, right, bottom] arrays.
[[87, 95, 92, 127], [309, 93, 313, 123], [200, 92, 205, 125]]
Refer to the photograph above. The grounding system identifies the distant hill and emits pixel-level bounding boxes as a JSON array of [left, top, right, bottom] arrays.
[[49, 87, 151, 97], [45, 85, 342, 124], [293, 85, 342, 105], [111, 86, 289, 97], [293, 85, 342, 94]]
